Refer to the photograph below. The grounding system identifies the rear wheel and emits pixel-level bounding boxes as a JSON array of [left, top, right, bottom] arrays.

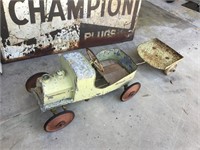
[[25, 72, 48, 92], [44, 110, 75, 132], [120, 82, 141, 102]]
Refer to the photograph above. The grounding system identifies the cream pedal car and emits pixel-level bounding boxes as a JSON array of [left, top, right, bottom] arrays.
[[26, 48, 140, 132]]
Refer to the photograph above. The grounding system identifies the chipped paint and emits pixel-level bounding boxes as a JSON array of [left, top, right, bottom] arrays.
[[137, 38, 183, 72], [96, 49, 137, 72], [1, 0, 142, 63], [63, 52, 95, 80], [2, 24, 80, 60], [31, 49, 138, 111]]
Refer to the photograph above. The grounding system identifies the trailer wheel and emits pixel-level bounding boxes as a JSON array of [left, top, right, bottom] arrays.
[[120, 82, 141, 102], [25, 72, 48, 92], [44, 110, 75, 132]]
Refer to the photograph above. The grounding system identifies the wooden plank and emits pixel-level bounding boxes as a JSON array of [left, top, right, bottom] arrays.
[[100, 63, 129, 84]]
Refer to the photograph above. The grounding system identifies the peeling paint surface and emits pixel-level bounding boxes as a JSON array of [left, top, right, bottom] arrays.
[[63, 52, 95, 80], [2, 24, 80, 60], [2, 45, 36, 59], [137, 38, 183, 70], [96, 49, 137, 72], [1, 0, 142, 63], [30, 49, 137, 111]]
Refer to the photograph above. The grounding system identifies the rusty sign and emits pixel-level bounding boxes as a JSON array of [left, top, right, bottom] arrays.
[[0, 0, 142, 63]]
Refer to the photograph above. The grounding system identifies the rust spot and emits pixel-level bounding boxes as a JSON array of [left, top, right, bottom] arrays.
[[165, 57, 170, 59], [26, 44, 55, 57], [1, 45, 55, 64], [138, 38, 183, 70]]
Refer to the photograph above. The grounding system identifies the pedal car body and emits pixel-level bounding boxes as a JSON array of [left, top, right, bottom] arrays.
[[26, 48, 140, 132]]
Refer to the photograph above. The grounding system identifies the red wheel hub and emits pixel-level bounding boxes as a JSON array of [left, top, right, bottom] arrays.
[[121, 82, 141, 102], [44, 111, 75, 132]]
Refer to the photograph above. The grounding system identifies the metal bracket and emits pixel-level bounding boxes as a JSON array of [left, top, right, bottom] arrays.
[[50, 108, 58, 115], [62, 106, 67, 111], [136, 61, 146, 66], [124, 84, 129, 90]]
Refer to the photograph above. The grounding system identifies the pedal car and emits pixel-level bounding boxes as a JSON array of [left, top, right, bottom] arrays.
[[25, 48, 141, 132]]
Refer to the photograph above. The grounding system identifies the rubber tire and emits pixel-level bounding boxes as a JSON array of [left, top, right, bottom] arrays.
[[120, 82, 141, 102], [44, 110, 75, 132]]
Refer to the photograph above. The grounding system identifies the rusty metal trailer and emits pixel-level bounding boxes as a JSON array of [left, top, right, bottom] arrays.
[[137, 38, 183, 75]]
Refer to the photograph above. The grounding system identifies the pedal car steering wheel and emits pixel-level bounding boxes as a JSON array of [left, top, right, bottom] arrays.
[[86, 48, 104, 72]]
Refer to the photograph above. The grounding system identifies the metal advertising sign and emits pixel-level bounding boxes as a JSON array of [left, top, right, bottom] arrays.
[[0, 0, 142, 63]]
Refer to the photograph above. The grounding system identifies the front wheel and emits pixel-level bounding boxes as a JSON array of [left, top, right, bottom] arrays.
[[120, 82, 141, 102], [44, 110, 75, 132]]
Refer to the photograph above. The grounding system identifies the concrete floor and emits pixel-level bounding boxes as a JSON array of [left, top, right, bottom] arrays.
[[1, 0, 200, 149]]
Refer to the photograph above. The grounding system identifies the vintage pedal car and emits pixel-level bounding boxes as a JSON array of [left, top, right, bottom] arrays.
[[25, 48, 141, 132]]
